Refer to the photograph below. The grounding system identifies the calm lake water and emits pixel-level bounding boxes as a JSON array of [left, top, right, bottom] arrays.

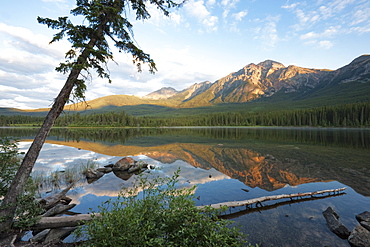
[[1, 127, 370, 246]]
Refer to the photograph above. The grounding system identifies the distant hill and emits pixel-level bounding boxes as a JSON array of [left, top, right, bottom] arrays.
[[2, 54, 370, 117]]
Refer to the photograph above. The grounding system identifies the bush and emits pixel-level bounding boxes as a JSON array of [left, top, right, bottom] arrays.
[[0, 138, 42, 229], [76, 169, 250, 246]]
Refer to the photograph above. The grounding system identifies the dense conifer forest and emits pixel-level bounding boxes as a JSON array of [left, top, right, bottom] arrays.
[[1, 102, 369, 128]]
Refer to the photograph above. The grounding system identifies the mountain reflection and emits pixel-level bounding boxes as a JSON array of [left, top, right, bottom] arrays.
[[3, 127, 369, 196]]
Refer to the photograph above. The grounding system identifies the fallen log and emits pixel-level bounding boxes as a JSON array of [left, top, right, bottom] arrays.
[[220, 192, 345, 220], [197, 187, 346, 210], [31, 213, 101, 230], [42, 203, 76, 217], [39, 183, 75, 210]]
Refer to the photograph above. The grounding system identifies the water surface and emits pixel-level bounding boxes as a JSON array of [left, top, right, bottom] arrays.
[[2, 127, 369, 246]]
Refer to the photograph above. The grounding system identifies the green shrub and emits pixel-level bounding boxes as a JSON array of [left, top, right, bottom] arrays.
[[76, 169, 250, 246], [0, 138, 42, 229]]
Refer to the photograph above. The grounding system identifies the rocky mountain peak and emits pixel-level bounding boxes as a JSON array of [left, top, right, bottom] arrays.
[[257, 59, 285, 70], [143, 87, 179, 100], [350, 54, 370, 65], [180, 81, 213, 101]]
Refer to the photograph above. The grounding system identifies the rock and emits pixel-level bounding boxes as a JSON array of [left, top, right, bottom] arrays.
[[128, 160, 148, 173], [85, 168, 104, 184], [113, 157, 135, 171], [360, 221, 370, 231], [128, 165, 141, 173], [322, 207, 350, 239], [356, 211, 370, 223], [137, 160, 148, 168], [104, 163, 114, 168], [348, 225, 370, 247], [97, 167, 113, 173], [85, 168, 104, 179], [356, 211, 370, 231], [113, 170, 134, 180]]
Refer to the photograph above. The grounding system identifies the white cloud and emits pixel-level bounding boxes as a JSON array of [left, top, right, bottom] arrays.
[[350, 8, 370, 25], [318, 40, 333, 49], [300, 26, 340, 40], [232, 10, 248, 22], [253, 15, 280, 50], [207, 0, 216, 6], [184, 0, 218, 31], [281, 3, 298, 9]]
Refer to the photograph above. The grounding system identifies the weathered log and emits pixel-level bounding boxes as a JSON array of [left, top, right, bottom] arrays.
[[197, 187, 346, 210], [39, 183, 75, 210], [30, 229, 49, 243], [42, 203, 77, 217], [322, 206, 350, 239], [31, 213, 101, 230], [43, 227, 77, 244], [220, 192, 345, 220]]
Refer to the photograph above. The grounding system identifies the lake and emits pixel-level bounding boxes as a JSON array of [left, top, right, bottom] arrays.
[[1, 127, 370, 246]]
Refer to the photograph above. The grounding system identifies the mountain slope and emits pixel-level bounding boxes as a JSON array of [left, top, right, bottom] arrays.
[[4, 54, 370, 116]]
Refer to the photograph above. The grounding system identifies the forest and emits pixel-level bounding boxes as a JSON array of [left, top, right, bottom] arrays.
[[1, 102, 369, 128]]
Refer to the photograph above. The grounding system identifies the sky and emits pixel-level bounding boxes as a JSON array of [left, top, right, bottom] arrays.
[[0, 0, 369, 109]]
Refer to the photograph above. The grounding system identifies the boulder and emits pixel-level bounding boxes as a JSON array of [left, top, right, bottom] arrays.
[[128, 160, 148, 173], [322, 207, 350, 239], [85, 168, 104, 184], [356, 211, 370, 231], [113, 157, 135, 171], [348, 225, 370, 247], [97, 167, 113, 173], [356, 211, 370, 223]]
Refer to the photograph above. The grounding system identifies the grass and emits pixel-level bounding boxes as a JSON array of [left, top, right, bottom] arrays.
[[31, 160, 99, 193]]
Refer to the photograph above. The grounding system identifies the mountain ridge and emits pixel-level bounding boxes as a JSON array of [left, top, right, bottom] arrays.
[[1, 54, 369, 116]]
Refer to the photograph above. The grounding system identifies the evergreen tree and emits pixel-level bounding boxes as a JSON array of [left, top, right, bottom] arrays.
[[0, 0, 182, 234]]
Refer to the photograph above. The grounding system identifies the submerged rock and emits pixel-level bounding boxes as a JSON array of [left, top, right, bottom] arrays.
[[85, 168, 104, 183], [348, 225, 370, 247], [322, 207, 350, 239]]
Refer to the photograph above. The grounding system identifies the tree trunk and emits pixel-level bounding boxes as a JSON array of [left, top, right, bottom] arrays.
[[0, 36, 99, 235]]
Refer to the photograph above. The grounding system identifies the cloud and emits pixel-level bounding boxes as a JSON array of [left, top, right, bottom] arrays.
[[253, 15, 280, 50], [184, 0, 218, 31], [350, 8, 370, 26], [318, 40, 333, 49], [207, 0, 216, 6], [300, 26, 340, 40], [232, 10, 248, 22]]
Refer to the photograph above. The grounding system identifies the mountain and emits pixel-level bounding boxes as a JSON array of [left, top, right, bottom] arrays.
[[142, 87, 179, 100], [3, 55, 370, 116]]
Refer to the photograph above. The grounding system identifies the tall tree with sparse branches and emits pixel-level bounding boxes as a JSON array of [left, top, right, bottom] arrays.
[[0, 0, 183, 234]]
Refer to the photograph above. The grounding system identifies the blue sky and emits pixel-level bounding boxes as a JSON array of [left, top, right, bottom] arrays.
[[0, 0, 369, 109]]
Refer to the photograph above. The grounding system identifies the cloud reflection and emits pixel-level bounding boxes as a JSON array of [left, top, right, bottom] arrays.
[[19, 142, 230, 213]]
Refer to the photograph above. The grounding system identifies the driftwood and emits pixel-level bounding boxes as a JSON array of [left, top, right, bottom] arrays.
[[31, 213, 101, 230], [42, 203, 76, 217], [197, 187, 347, 210], [29, 188, 347, 231], [39, 183, 75, 210], [220, 192, 345, 220]]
